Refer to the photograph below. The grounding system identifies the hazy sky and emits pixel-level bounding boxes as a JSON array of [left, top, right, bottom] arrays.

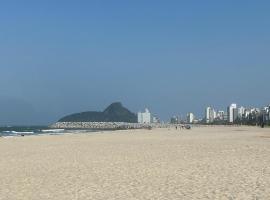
[[0, 1, 270, 125]]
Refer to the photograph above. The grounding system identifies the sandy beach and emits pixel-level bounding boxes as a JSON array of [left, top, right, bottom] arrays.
[[0, 126, 270, 200]]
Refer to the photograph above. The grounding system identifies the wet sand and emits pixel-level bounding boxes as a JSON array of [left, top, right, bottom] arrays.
[[0, 126, 270, 200]]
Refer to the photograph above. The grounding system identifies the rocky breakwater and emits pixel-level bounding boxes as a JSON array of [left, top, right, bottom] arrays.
[[50, 122, 167, 130]]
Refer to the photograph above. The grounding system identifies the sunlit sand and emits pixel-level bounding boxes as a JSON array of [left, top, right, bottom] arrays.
[[1, 126, 270, 199]]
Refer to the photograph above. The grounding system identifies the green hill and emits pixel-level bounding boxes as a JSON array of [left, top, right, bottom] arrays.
[[58, 102, 137, 123]]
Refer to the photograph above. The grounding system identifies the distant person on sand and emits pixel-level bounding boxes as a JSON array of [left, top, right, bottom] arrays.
[[259, 115, 265, 128]]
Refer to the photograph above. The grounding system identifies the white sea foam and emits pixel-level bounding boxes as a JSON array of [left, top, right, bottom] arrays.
[[41, 129, 65, 133], [11, 131, 34, 134]]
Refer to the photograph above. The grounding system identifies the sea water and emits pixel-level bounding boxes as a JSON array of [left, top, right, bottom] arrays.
[[0, 126, 98, 137]]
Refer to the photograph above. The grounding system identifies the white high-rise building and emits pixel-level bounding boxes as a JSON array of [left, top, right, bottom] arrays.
[[213, 109, 217, 119], [227, 103, 237, 123], [217, 110, 225, 120], [205, 107, 214, 123], [138, 108, 151, 124], [244, 109, 251, 118], [187, 113, 195, 123], [205, 107, 210, 123], [267, 105, 270, 121], [238, 106, 245, 119]]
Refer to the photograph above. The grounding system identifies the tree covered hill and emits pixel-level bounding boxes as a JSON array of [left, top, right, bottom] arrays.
[[58, 102, 137, 123]]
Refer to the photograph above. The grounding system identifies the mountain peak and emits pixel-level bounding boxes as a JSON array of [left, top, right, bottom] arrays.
[[104, 102, 124, 113]]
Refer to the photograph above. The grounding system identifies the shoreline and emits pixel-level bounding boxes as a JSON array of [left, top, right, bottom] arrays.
[[1, 124, 268, 139]]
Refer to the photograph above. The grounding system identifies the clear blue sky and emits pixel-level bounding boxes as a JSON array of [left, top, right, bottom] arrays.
[[0, 0, 270, 125]]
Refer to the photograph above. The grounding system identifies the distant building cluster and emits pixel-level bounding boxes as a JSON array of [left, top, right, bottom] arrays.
[[137, 103, 270, 126], [169, 103, 270, 126], [170, 113, 198, 124], [203, 103, 270, 126], [137, 108, 160, 124]]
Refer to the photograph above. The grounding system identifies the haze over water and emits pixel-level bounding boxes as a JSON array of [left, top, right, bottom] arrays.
[[0, 1, 270, 125]]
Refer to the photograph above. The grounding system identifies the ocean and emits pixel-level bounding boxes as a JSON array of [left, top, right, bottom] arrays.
[[0, 126, 98, 137]]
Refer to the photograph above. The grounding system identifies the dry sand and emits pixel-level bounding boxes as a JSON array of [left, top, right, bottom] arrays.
[[0, 126, 270, 200]]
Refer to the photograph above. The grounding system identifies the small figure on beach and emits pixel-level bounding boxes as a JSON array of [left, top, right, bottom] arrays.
[[258, 115, 265, 128]]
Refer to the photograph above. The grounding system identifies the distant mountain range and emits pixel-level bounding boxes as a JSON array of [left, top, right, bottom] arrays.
[[58, 102, 137, 123]]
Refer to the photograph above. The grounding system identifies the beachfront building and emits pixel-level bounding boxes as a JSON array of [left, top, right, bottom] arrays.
[[268, 105, 270, 123], [217, 110, 225, 120], [238, 106, 245, 119], [152, 115, 160, 123], [205, 107, 214, 123], [213, 109, 217, 120], [187, 113, 195, 123], [261, 106, 270, 123], [268, 105, 270, 121], [138, 108, 151, 124], [244, 108, 251, 118], [227, 103, 237, 123], [170, 116, 180, 124]]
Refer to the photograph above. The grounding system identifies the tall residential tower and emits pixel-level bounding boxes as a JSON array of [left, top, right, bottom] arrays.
[[227, 103, 237, 123], [205, 107, 214, 123], [138, 108, 151, 124]]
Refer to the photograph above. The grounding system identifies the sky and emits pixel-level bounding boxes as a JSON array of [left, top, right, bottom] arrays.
[[0, 0, 270, 125]]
